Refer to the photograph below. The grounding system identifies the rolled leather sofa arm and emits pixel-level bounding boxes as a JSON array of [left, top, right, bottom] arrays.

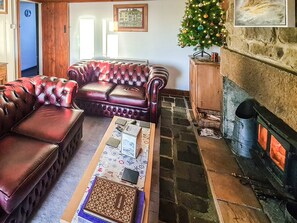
[[67, 61, 91, 87], [31, 75, 79, 108], [146, 65, 169, 123], [147, 65, 169, 101]]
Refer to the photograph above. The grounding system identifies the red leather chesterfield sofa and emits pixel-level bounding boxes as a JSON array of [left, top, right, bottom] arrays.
[[67, 60, 169, 123], [0, 76, 84, 223]]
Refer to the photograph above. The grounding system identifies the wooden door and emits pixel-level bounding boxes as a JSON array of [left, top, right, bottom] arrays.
[[42, 2, 69, 78], [197, 62, 222, 111]]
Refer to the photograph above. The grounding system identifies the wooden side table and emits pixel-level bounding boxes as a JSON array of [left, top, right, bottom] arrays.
[[189, 58, 222, 119], [0, 63, 7, 85]]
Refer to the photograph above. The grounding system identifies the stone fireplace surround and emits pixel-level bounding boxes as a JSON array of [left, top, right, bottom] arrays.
[[217, 47, 297, 222], [220, 47, 297, 139]]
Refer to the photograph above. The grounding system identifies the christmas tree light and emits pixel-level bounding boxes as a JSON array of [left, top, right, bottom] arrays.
[[178, 0, 226, 58]]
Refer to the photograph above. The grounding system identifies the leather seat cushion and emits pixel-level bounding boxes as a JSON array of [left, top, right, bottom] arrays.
[[108, 85, 147, 108], [12, 105, 84, 146], [0, 134, 58, 214], [77, 82, 116, 101]]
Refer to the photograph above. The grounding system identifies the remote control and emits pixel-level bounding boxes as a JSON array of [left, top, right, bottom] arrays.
[[116, 125, 124, 132]]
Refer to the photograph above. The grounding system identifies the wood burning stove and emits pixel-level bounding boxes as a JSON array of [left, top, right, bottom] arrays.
[[254, 105, 297, 198]]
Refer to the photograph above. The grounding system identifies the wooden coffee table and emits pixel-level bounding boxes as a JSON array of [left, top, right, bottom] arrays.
[[60, 116, 155, 223]]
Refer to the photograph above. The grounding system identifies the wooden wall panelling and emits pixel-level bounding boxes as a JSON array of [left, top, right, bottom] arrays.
[[42, 2, 69, 78], [42, 3, 55, 76], [55, 2, 69, 78]]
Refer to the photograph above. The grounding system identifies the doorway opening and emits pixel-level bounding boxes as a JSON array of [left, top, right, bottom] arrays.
[[20, 1, 39, 77]]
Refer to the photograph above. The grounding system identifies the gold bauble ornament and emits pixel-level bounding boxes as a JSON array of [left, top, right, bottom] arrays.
[[183, 29, 187, 34], [216, 33, 221, 37], [203, 14, 209, 18]]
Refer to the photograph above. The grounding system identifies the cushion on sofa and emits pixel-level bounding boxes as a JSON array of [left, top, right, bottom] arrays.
[[0, 134, 58, 214], [77, 82, 116, 101], [108, 85, 147, 108], [12, 105, 84, 146]]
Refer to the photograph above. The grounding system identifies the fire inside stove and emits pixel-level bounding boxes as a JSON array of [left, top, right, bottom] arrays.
[[270, 135, 286, 171], [257, 123, 286, 171], [256, 120, 290, 176], [258, 124, 268, 151]]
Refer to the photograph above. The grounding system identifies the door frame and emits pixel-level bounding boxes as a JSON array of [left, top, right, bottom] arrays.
[[17, 0, 42, 78]]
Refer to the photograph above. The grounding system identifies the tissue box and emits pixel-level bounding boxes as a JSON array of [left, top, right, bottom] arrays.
[[121, 124, 142, 158]]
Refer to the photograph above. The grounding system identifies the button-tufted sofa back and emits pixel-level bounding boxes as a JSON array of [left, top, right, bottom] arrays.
[[68, 60, 150, 87], [31, 76, 78, 108], [0, 76, 78, 138], [0, 79, 36, 137]]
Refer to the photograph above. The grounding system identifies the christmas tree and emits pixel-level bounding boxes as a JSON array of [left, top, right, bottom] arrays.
[[178, 0, 226, 57]]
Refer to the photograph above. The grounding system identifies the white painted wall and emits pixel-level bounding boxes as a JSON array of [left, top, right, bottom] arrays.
[[70, 0, 220, 91], [0, 0, 220, 88]]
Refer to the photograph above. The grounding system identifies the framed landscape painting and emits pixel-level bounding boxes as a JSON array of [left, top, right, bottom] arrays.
[[0, 0, 7, 14], [234, 0, 288, 26], [113, 4, 148, 32]]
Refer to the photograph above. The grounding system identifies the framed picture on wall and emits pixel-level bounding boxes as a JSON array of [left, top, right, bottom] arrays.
[[113, 4, 148, 32], [234, 0, 295, 27], [0, 0, 7, 14]]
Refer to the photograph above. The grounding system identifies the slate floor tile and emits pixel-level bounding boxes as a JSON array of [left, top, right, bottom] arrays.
[[176, 161, 205, 182], [177, 141, 202, 165], [178, 205, 189, 223], [161, 117, 172, 128], [160, 156, 174, 170], [159, 199, 177, 223], [177, 177, 209, 199], [173, 107, 187, 114], [173, 117, 191, 126], [162, 101, 172, 108], [160, 137, 172, 157], [181, 132, 197, 142], [175, 98, 186, 108], [161, 127, 173, 137], [177, 191, 209, 213], [160, 167, 174, 180], [164, 97, 175, 103], [160, 178, 175, 202]]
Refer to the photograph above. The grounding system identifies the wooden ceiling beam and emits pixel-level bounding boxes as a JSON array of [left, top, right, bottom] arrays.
[[39, 0, 144, 2]]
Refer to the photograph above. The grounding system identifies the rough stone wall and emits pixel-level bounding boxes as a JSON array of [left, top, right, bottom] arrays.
[[225, 0, 297, 74], [221, 0, 297, 133]]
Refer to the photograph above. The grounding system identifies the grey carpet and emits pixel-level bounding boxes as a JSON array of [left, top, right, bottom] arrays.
[[29, 116, 112, 223]]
